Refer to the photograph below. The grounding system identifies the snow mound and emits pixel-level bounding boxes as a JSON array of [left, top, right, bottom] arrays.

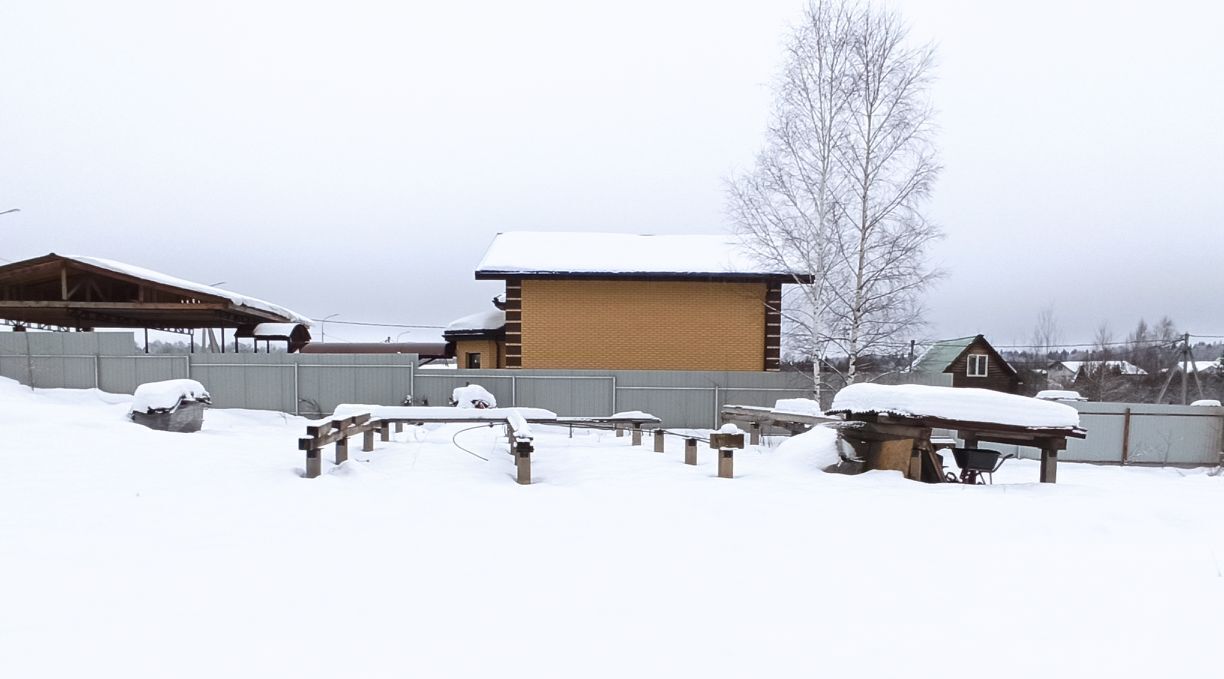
[[1036, 390, 1086, 402], [1191, 399, 1222, 407], [130, 379, 211, 414], [716, 423, 743, 435], [332, 404, 558, 421], [830, 383, 1079, 429], [452, 384, 497, 409], [774, 425, 840, 471], [773, 398, 823, 416]]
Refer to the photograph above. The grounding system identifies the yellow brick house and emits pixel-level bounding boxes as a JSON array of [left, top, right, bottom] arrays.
[[444, 232, 803, 371]]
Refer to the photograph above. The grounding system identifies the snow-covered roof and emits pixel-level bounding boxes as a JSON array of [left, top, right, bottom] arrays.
[[65, 255, 311, 325], [474, 232, 802, 279], [1052, 360, 1147, 376], [1173, 361, 1221, 373], [829, 383, 1080, 430], [445, 308, 506, 334]]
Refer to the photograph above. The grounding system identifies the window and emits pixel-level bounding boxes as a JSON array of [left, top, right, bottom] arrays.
[[466, 352, 481, 369], [967, 354, 988, 377]]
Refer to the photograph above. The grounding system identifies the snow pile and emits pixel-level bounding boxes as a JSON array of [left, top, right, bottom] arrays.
[[452, 384, 497, 408], [475, 232, 799, 276], [716, 422, 743, 435], [829, 383, 1080, 429], [773, 398, 823, 416], [445, 308, 506, 333], [130, 379, 211, 414], [65, 255, 311, 325], [1035, 389, 1086, 401], [1191, 399, 1222, 407], [774, 424, 841, 471]]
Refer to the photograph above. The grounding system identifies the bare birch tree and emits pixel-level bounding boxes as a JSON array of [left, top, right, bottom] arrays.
[[727, 0, 855, 402], [828, 4, 941, 382], [728, 0, 941, 393]]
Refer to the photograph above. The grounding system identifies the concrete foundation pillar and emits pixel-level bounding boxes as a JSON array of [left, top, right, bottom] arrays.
[[750, 422, 761, 446], [363, 428, 375, 452], [684, 438, 697, 465], [654, 428, 665, 453], [631, 424, 642, 446], [380, 422, 390, 442], [395, 422, 404, 434], [615, 423, 624, 438]]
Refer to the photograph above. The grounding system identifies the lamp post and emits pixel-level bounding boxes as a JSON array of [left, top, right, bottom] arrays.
[[321, 314, 339, 343]]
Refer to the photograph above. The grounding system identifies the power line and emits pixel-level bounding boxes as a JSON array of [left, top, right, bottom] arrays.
[[311, 318, 444, 329]]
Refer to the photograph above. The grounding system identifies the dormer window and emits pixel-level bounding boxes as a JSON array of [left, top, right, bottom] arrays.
[[967, 354, 988, 377]]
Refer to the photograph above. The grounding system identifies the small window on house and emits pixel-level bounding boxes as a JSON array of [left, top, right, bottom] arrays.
[[466, 352, 481, 369], [967, 354, 988, 377]]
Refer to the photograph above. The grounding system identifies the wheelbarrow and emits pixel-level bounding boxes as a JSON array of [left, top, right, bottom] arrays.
[[945, 447, 1014, 485]]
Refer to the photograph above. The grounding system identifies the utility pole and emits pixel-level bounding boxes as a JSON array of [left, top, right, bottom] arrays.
[[907, 340, 916, 383]]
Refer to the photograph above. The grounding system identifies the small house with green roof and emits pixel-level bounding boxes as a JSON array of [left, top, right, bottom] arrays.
[[910, 335, 1020, 394]]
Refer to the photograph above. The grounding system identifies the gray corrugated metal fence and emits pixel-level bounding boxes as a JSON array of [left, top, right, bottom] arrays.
[[0, 332, 812, 427]]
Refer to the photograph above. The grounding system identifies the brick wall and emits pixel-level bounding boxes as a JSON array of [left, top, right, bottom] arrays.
[[517, 279, 767, 371]]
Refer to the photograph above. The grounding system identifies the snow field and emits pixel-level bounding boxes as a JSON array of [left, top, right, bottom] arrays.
[[1, 377, 1222, 678]]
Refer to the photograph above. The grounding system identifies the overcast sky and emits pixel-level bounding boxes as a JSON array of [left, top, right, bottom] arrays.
[[2, 1, 1221, 347]]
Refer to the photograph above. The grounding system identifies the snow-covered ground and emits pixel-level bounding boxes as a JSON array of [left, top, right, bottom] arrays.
[[2, 377, 1223, 678]]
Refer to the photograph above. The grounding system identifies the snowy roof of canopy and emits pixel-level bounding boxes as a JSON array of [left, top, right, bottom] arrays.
[[474, 232, 809, 280], [0, 253, 311, 328], [828, 383, 1082, 431], [66, 256, 311, 325]]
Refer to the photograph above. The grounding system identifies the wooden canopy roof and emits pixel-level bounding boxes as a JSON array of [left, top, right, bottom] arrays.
[[0, 254, 309, 330]]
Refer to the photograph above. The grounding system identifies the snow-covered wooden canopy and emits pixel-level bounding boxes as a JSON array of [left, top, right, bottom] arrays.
[[0, 253, 310, 330]]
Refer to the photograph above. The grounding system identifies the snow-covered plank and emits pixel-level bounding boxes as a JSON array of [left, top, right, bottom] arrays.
[[332, 404, 558, 422], [829, 383, 1080, 430]]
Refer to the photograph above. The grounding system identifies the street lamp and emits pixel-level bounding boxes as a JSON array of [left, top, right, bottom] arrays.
[[321, 314, 339, 342]]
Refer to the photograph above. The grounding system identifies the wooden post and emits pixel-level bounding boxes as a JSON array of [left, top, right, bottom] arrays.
[[335, 436, 348, 465], [749, 421, 761, 446], [615, 423, 624, 438], [362, 427, 375, 452], [631, 424, 642, 446], [395, 422, 404, 433], [515, 441, 532, 485], [718, 447, 734, 478], [380, 421, 390, 442], [1121, 407, 1132, 465], [306, 446, 321, 478], [684, 437, 697, 465], [654, 428, 665, 453], [1040, 444, 1058, 484]]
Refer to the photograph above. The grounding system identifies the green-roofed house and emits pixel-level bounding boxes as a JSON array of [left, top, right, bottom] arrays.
[[910, 335, 1021, 394]]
